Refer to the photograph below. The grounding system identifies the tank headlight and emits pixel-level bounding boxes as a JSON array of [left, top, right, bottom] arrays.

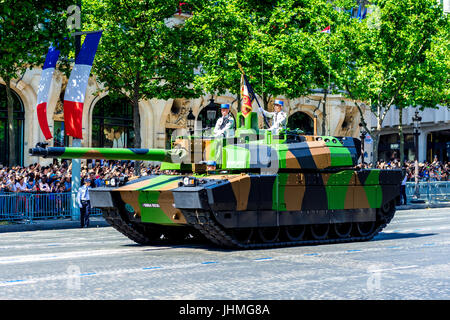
[[108, 176, 128, 187], [183, 176, 197, 187]]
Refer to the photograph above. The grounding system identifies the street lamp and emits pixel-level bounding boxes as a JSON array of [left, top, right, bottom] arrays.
[[359, 122, 368, 165], [412, 111, 422, 161], [411, 110, 424, 203], [186, 108, 195, 135], [205, 98, 217, 128]]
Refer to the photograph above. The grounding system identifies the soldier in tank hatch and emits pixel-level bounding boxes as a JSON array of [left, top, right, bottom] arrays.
[[260, 99, 287, 135], [206, 160, 217, 174], [213, 103, 235, 138]]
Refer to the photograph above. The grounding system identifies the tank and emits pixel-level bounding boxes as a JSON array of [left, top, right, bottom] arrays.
[[29, 111, 402, 249]]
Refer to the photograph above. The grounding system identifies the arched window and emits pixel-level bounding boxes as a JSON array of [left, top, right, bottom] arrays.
[[0, 85, 24, 166], [91, 96, 135, 148], [287, 111, 314, 135]]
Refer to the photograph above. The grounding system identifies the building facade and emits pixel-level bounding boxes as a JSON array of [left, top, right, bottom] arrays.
[[0, 69, 364, 167], [368, 106, 450, 163]]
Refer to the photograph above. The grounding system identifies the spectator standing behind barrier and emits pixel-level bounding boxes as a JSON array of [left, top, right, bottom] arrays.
[[39, 176, 51, 193], [77, 178, 91, 228], [400, 170, 408, 205], [95, 173, 105, 187], [15, 177, 29, 192]]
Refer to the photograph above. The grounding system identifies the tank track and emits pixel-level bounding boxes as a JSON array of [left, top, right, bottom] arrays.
[[101, 208, 207, 245], [181, 202, 396, 249], [101, 202, 396, 249], [102, 208, 163, 245]]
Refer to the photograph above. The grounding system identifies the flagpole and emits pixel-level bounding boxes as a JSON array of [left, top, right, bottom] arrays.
[[70, 0, 82, 222], [320, 25, 331, 136], [328, 26, 331, 136]]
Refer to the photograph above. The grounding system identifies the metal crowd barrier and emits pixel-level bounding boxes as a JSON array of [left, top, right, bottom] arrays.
[[0, 192, 102, 223], [405, 181, 450, 204], [1, 183, 449, 223]]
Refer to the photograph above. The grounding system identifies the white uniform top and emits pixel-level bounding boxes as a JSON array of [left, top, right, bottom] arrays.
[[77, 184, 90, 207], [261, 109, 287, 134], [213, 115, 235, 138]]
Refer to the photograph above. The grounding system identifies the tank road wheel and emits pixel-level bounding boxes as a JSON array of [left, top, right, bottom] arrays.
[[356, 221, 375, 237], [230, 228, 254, 245], [283, 225, 306, 241], [378, 200, 395, 222], [257, 227, 280, 243], [333, 223, 353, 238], [310, 224, 330, 240]]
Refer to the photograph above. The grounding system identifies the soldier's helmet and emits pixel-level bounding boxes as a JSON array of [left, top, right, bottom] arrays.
[[274, 99, 284, 107]]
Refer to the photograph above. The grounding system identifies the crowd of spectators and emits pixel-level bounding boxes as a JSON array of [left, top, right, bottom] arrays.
[[0, 160, 177, 194], [358, 157, 450, 182], [0, 157, 449, 194]]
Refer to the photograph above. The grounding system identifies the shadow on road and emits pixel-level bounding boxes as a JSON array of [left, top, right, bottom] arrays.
[[373, 232, 436, 241], [119, 231, 438, 251]]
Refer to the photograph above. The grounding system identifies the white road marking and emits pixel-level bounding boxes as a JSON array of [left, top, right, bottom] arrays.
[[0, 246, 171, 265]]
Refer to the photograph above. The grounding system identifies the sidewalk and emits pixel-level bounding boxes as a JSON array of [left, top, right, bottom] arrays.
[[0, 216, 110, 233]]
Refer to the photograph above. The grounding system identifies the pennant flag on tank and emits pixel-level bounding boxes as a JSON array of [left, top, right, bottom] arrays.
[[237, 61, 270, 127], [36, 45, 60, 140], [63, 31, 102, 139], [240, 74, 253, 117]]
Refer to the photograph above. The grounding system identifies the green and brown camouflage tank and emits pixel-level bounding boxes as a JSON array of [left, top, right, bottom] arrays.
[[29, 111, 401, 249]]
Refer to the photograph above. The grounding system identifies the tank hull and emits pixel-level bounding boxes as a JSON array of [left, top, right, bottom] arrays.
[[89, 169, 401, 248]]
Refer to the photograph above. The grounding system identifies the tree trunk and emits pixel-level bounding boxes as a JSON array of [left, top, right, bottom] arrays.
[[132, 77, 142, 177], [132, 97, 141, 177], [399, 107, 404, 164], [133, 99, 141, 148], [4, 78, 17, 166], [261, 93, 270, 129], [372, 132, 379, 164], [371, 104, 385, 164]]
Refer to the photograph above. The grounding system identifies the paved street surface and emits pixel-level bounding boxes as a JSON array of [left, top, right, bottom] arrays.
[[0, 208, 449, 300]]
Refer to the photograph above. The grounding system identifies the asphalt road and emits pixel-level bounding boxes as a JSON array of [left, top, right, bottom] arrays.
[[0, 207, 449, 300]]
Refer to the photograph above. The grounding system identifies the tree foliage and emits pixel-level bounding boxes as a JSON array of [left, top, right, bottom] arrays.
[[83, 0, 201, 149], [333, 0, 449, 161], [186, 0, 346, 108], [1, 0, 448, 165], [0, 0, 71, 165]]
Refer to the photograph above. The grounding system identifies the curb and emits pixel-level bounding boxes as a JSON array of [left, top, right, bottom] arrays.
[[395, 203, 450, 211], [0, 216, 110, 233]]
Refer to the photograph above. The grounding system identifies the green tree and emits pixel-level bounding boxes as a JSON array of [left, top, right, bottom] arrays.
[[0, 1, 70, 166], [184, 0, 255, 105], [186, 0, 350, 133], [334, 0, 449, 162], [83, 0, 201, 152]]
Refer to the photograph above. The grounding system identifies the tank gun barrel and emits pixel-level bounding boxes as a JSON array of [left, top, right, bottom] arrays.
[[29, 145, 188, 163]]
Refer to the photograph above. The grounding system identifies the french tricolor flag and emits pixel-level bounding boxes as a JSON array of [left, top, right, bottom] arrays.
[[321, 25, 331, 33], [64, 31, 102, 139], [36, 45, 60, 140]]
